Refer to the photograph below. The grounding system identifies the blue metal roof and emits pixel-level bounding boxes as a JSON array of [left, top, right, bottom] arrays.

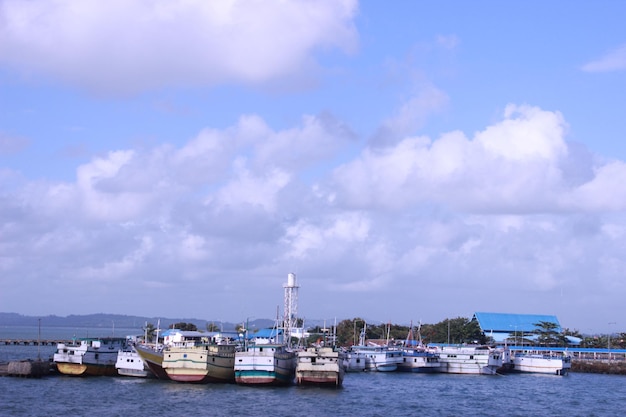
[[473, 312, 561, 333], [247, 328, 283, 339]]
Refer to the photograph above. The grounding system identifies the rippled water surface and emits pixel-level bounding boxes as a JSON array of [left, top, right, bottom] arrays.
[[2, 365, 624, 416]]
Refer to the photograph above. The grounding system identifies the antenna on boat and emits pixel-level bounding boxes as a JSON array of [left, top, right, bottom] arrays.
[[37, 318, 41, 361]]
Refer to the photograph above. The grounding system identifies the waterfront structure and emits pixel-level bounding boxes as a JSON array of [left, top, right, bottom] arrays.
[[471, 312, 581, 346], [53, 337, 127, 376]]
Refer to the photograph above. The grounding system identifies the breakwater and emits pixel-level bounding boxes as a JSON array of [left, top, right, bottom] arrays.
[[572, 360, 626, 375]]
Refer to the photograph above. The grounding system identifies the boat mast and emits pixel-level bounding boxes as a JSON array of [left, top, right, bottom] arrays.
[[37, 318, 41, 360]]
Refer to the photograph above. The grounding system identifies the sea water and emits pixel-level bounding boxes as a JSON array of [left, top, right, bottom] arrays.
[[1, 368, 622, 417], [1, 328, 624, 417]]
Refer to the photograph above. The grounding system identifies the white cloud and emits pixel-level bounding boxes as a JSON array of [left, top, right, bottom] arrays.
[[0, 0, 359, 93], [582, 44, 626, 72], [214, 160, 291, 212], [565, 161, 626, 211], [334, 104, 585, 212]]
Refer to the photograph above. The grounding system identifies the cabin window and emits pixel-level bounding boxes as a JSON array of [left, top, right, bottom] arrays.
[[94, 354, 99, 360], [469, 355, 474, 359]]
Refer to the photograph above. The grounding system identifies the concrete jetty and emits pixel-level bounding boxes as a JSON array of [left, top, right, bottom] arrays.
[[0, 339, 72, 346], [0, 360, 51, 378]]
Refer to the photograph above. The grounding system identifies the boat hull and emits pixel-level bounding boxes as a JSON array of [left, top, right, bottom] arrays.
[[512, 355, 571, 375], [135, 345, 169, 380], [235, 369, 295, 386], [117, 368, 151, 378], [56, 362, 117, 376], [296, 371, 343, 387], [397, 359, 440, 373]]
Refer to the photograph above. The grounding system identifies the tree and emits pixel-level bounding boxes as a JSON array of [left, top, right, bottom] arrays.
[[421, 317, 486, 344], [169, 322, 197, 331], [206, 322, 220, 332], [533, 321, 567, 346], [143, 322, 156, 342], [336, 318, 368, 346]]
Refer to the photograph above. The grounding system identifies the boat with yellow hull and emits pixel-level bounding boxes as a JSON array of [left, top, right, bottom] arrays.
[[163, 343, 236, 383], [53, 337, 128, 376]]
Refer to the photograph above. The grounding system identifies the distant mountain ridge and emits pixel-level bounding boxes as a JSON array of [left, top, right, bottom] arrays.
[[0, 312, 275, 332]]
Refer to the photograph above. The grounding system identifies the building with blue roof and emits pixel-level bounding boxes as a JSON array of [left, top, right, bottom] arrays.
[[471, 312, 580, 346]]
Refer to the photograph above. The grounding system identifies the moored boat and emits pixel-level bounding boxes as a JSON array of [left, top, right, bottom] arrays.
[[234, 341, 296, 386], [163, 342, 237, 383], [116, 345, 152, 378], [397, 322, 441, 373], [398, 348, 441, 373], [350, 344, 403, 372], [296, 346, 345, 387], [344, 349, 366, 372], [349, 323, 402, 372], [54, 337, 127, 376], [436, 345, 503, 375], [511, 352, 571, 375]]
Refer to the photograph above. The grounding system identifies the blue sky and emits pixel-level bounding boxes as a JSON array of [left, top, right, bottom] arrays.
[[1, 0, 625, 333]]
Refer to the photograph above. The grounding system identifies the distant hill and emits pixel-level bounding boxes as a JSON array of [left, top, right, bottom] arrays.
[[0, 312, 275, 332]]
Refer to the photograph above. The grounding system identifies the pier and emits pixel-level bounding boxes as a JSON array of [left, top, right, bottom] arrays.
[[0, 339, 72, 346]]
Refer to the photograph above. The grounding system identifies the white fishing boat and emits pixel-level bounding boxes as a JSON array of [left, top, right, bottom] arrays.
[[350, 323, 403, 372], [398, 348, 441, 373], [296, 346, 345, 387], [397, 322, 441, 373], [511, 352, 571, 375], [350, 345, 403, 372], [436, 345, 503, 375], [344, 349, 366, 372], [53, 337, 128, 376], [115, 345, 152, 378]]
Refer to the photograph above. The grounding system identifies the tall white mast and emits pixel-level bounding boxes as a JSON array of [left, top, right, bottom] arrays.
[[283, 272, 299, 344]]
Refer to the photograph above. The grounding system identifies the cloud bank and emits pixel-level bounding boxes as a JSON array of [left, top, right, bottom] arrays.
[[2, 104, 625, 326], [0, 0, 359, 93]]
